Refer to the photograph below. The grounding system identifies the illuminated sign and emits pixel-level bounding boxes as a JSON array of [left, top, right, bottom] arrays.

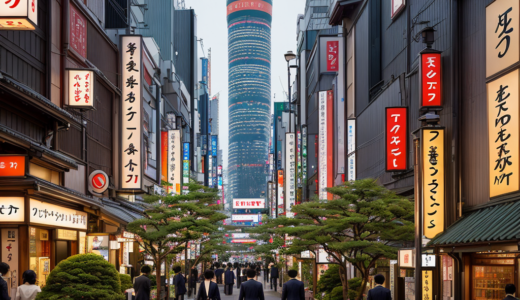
[[277, 170, 284, 215], [422, 128, 445, 239], [398, 249, 414, 268], [347, 120, 356, 181], [218, 176, 223, 190], [285, 133, 296, 217], [120, 35, 143, 190], [0, 0, 38, 30], [0, 156, 25, 177], [302, 126, 307, 185], [226, 0, 272, 16], [30, 199, 87, 230], [232, 233, 250, 239], [211, 135, 218, 157], [161, 132, 168, 182], [391, 0, 405, 19], [231, 214, 260, 223], [317, 248, 331, 264], [233, 198, 265, 209], [420, 51, 442, 107], [169, 130, 182, 195], [422, 254, 436, 267], [0, 197, 25, 222], [486, 0, 520, 78], [68, 69, 94, 108], [231, 239, 257, 244], [88, 170, 109, 195], [385, 107, 408, 171], [422, 270, 433, 300], [183, 143, 190, 186], [319, 91, 333, 199], [218, 165, 222, 176], [326, 41, 339, 71]]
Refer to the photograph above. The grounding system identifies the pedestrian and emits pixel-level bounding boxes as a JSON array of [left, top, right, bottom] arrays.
[[196, 270, 221, 300], [133, 265, 152, 300], [241, 269, 248, 287], [189, 266, 198, 297], [281, 270, 305, 300], [270, 264, 279, 292], [214, 263, 224, 285], [263, 264, 269, 284], [238, 269, 265, 300], [14, 270, 40, 300], [504, 284, 517, 300], [367, 274, 391, 300], [255, 264, 261, 281], [224, 263, 235, 295], [0, 262, 10, 300], [236, 263, 242, 289], [173, 266, 187, 300]]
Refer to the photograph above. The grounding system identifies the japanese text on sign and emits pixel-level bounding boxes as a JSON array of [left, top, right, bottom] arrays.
[[326, 41, 339, 71], [0, 156, 25, 177], [285, 133, 296, 218], [68, 70, 94, 108], [386, 107, 407, 171], [233, 198, 265, 209], [168, 130, 182, 195], [30, 199, 88, 230], [421, 52, 442, 107]]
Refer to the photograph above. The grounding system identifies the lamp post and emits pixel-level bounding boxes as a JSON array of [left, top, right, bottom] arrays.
[[284, 51, 296, 132]]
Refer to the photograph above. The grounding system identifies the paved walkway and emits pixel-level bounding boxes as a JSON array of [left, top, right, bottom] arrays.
[[190, 275, 281, 300]]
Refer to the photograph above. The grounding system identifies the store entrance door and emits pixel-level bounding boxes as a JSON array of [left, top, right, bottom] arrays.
[[55, 240, 78, 266]]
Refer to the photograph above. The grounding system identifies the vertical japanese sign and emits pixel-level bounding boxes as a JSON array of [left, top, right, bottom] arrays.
[[420, 52, 442, 107], [391, 0, 405, 19], [1, 228, 18, 296], [201, 135, 208, 156], [277, 170, 284, 216], [297, 131, 302, 188], [120, 36, 143, 190], [422, 128, 445, 239], [488, 70, 520, 197], [486, 0, 520, 78], [319, 91, 333, 199], [422, 270, 433, 300], [0, 0, 38, 30], [161, 131, 168, 182], [183, 143, 190, 188], [212, 136, 218, 157], [202, 58, 208, 83], [168, 130, 182, 195], [302, 126, 308, 186], [347, 120, 356, 181], [271, 181, 276, 218], [70, 5, 87, 58], [285, 133, 296, 218], [386, 107, 408, 171], [326, 41, 339, 71], [68, 70, 94, 108]]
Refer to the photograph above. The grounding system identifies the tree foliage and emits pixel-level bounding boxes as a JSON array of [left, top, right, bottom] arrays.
[[126, 182, 228, 294], [37, 253, 124, 300]]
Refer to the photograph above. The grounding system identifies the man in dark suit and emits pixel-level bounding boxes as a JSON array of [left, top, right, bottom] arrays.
[[189, 266, 198, 297], [0, 262, 10, 300], [196, 270, 221, 300], [224, 263, 235, 295], [281, 270, 305, 300], [270, 264, 279, 291], [239, 269, 265, 300], [503, 284, 517, 300], [133, 265, 152, 300], [367, 274, 391, 300], [173, 266, 187, 300], [235, 262, 241, 289], [214, 262, 224, 285]]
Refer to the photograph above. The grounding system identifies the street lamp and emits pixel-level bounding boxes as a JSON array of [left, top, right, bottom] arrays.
[[285, 51, 296, 132]]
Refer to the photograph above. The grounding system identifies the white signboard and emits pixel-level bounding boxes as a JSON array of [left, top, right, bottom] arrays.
[[399, 249, 414, 268], [301, 250, 312, 258], [68, 69, 94, 108], [285, 133, 296, 217], [30, 199, 87, 230], [231, 214, 260, 223], [168, 130, 182, 195], [0, 197, 24, 222], [0, 0, 38, 30], [318, 91, 328, 199], [347, 119, 356, 181], [317, 248, 331, 264], [121, 35, 143, 190], [233, 198, 265, 209], [1, 228, 18, 297], [422, 254, 436, 267], [232, 233, 250, 239]]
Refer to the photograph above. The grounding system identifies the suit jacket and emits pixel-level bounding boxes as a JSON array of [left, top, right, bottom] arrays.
[[281, 279, 305, 300], [224, 269, 235, 284], [133, 275, 151, 300], [367, 285, 392, 300], [173, 273, 187, 296], [236, 268, 242, 283], [503, 296, 518, 300], [196, 281, 221, 300], [214, 269, 224, 277], [270, 267, 279, 279], [238, 279, 264, 300]]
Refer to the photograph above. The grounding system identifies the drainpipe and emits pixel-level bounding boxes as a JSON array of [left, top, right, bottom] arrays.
[[448, 251, 463, 300]]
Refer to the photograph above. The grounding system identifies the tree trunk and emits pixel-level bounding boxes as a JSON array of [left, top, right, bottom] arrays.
[[356, 276, 368, 300], [338, 263, 349, 300], [156, 256, 162, 300]]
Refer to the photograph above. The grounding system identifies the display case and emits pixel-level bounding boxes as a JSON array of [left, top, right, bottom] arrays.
[[472, 254, 516, 300]]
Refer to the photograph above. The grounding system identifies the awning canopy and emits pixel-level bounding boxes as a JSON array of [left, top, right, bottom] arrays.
[[430, 201, 520, 246]]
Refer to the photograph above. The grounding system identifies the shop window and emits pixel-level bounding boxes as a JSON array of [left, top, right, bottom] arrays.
[[442, 255, 453, 300], [87, 234, 117, 266], [29, 163, 61, 185], [472, 254, 516, 300], [29, 227, 51, 287]]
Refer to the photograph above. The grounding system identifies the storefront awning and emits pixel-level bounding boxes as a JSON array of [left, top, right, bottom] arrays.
[[101, 200, 143, 224], [430, 201, 520, 246]]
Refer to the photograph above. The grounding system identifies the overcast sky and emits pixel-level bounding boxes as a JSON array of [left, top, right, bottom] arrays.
[[184, 0, 306, 169]]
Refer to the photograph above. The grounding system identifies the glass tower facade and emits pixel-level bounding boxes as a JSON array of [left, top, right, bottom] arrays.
[[227, 0, 272, 200]]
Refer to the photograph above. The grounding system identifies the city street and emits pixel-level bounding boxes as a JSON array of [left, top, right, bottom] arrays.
[[217, 275, 281, 300]]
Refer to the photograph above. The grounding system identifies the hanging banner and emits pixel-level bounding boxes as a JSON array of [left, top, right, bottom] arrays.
[[120, 35, 143, 190], [486, 0, 520, 78], [211, 135, 218, 157], [420, 51, 442, 108], [319, 91, 333, 199], [70, 4, 87, 58], [67, 69, 94, 108], [422, 128, 445, 239], [168, 130, 182, 195], [0, 0, 38, 30], [347, 120, 356, 181], [422, 270, 433, 300], [326, 41, 339, 71], [233, 199, 265, 209], [488, 70, 520, 197], [386, 107, 408, 171], [1, 228, 18, 297], [183, 143, 190, 188], [285, 133, 296, 217], [302, 126, 307, 185], [277, 170, 284, 215]]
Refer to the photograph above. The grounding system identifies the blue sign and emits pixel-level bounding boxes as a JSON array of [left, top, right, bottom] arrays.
[[201, 58, 208, 83], [183, 143, 190, 161], [211, 136, 218, 157], [201, 135, 208, 155]]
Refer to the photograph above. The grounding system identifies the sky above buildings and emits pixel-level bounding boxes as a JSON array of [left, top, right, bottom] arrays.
[[185, 0, 306, 168]]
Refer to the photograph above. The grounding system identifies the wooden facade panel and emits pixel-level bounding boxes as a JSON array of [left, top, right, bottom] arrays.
[[87, 23, 118, 86], [58, 125, 82, 160], [0, 106, 45, 143]]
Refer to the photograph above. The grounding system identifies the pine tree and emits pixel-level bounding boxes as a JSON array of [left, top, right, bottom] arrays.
[[126, 181, 228, 296], [36, 253, 125, 300]]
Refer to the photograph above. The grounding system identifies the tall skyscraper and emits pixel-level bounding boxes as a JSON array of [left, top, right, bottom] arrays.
[[227, 0, 272, 199]]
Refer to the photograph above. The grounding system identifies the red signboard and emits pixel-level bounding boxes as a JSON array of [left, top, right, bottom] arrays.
[[326, 41, 339, 72], [386, 107, 408, 171], [420, 52, 442, 107], [161, 132, 168, 182], [227, 0, 272, 16], [0, 156, 25, 177], [70, 5, 87, 58]]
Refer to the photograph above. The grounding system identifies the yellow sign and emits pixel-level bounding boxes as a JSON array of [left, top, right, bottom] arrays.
[[422, 270, 433, 300], [488, 70, 520, 197], [423, 128, 445, 239], [486, 0, 520, 77]]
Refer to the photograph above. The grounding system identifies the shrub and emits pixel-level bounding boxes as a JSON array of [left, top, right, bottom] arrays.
[[119, 274, 133, 293], [36, 253, 125, 300], [348, 277, 362, 300]]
